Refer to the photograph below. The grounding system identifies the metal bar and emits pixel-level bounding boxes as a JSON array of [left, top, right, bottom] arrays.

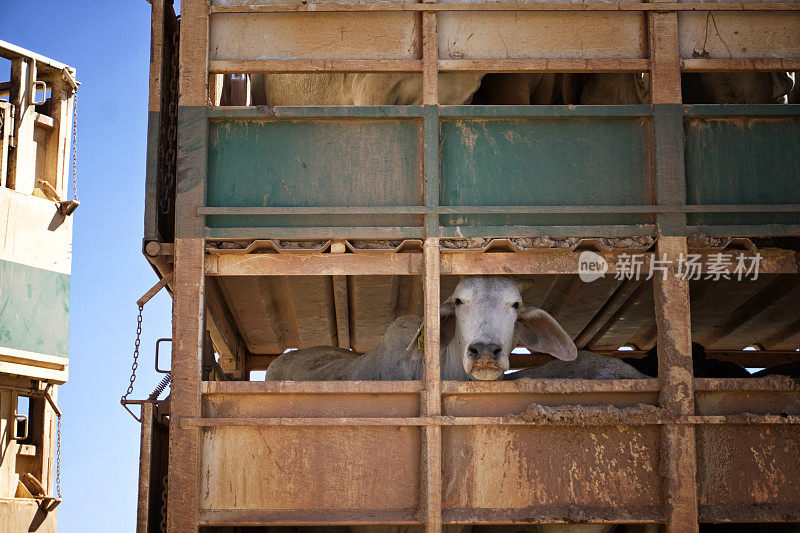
[[687, 224, 800, 237], [206, 105, 425, 119], [422, 237, 442, 533], [209, 59, 423, 74], [204, 226, 425, 239], [684, 104, 800, 117], [197, 204, 800, 216], [202, 381, 423, 394], [199, 509, 420, 527], [682, 58, 800, 72], [440, 104, 653, 117], [439, 59, 651, 73], [178, 414, 800, 427], [439, 225, 658, 238], [654, 237, 698, 533], [209, 3, 800, 13], [205, 253, 424, 276]]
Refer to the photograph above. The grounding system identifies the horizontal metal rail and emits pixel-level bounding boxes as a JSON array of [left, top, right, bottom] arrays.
[[177, 414, 800, 427], [197, 204, 800, 216], [209, 2, 800, 13]]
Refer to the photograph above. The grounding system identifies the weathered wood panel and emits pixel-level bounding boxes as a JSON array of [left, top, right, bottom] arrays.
[[209, 13, 419, 61], [438, 12, 647, 60], [200, 426, 421, 511], [679, 12, 800, 60]]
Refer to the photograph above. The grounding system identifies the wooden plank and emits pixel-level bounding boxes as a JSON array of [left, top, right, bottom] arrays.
[[206, 253, 424, 276], [678, 12, 800, 60], [438, 12, 647, 60], [653, 236, 698, 533], [209, 12, 419, 61]]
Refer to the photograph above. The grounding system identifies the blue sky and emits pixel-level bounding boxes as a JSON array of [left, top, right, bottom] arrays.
[[5, 1, 175, 530]]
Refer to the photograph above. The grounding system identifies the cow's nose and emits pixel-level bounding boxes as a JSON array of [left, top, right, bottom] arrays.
[[468, 343, 503, 360]]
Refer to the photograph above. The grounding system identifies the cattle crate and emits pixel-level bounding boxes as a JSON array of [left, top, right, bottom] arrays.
[[138, 1, 800, 532], [0, 40, 77, 532]]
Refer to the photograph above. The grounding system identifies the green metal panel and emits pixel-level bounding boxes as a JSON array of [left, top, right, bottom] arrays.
[[0, 259, 70, 359], [685, 115, 800, 229], [206, 118, 423, 229], [439, 117, 653, 228]]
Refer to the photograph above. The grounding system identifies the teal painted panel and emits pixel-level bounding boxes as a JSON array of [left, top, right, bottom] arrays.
[[685, 117, 800, 228], [0, 260, 70, 359], [207, 119, 423, 228], [440, 118, 653, 228]]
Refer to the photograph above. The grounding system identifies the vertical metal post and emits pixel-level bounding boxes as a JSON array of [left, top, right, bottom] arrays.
[[421, 9, 442, 533], [422, 238, 442, 533], [649, 10, 698, 533], [167, 0, 208, 532]]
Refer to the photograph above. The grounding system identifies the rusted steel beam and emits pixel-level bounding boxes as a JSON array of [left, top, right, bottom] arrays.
[[422, 237, 442, 533], [136, 402, 155, 533], [206, 253, 424, 276], [210, 2, 800, 13], [202, 380, 424, 394], [654, 237, 698, 533], [444, 507, 664, 524], [179, 414, 800, 427], [199, 509, 420, 527]]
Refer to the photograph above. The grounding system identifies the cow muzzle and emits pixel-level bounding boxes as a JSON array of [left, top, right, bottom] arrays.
[[467, 342, 505, 381]]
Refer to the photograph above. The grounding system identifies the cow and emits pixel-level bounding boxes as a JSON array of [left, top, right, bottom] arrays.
[[622, 342, 750, 379], [266, 276, 648, 382], [249, 72, 485, 106], [265, 276, 578, 382]]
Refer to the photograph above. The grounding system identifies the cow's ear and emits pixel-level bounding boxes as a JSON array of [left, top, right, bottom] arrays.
[[440, 298, 456, 348], [515, 306, 577, 361]]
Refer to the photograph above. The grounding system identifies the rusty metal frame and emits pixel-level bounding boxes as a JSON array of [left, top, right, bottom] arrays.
[[154, 1, 800, 532]]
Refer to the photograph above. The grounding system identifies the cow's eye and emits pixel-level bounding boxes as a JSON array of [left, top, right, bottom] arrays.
[[455, 298, 463, 306], [512, 302, 520, 309]]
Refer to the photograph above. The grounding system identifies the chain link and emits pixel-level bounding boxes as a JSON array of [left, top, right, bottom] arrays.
[[160, 474, 168, 533], [71, 91, 79, 203], [55, 413, 62, 498], [122, 304, 144, 405]]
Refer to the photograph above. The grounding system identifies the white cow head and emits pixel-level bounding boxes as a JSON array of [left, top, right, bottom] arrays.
[[414, 277, 577, 381]]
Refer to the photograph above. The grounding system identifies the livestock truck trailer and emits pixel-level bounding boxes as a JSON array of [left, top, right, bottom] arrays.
[[131, 0, 800, 532], [0, 40, 77, 532]]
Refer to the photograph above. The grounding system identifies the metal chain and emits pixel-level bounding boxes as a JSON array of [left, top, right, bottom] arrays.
[[71, 91, 78, 202], [160, 474, 168, 533], [121, 304, 144, 406], [55, 413, 62, 498]]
